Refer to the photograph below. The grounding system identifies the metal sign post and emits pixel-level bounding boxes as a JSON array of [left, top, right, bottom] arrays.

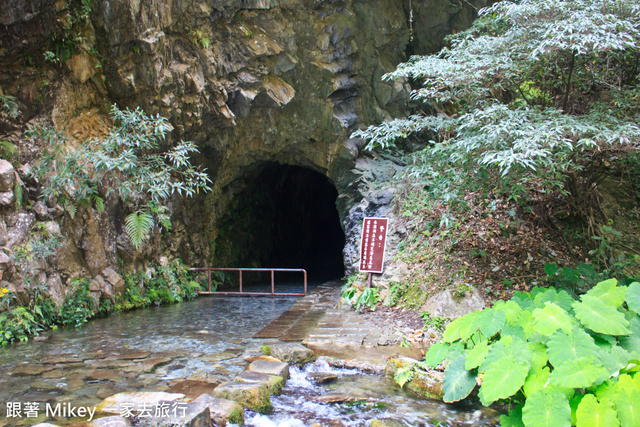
[[359, 217, 389, 287]]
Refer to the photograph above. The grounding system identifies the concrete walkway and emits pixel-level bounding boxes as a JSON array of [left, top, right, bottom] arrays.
[[254, 280, 423, 365]]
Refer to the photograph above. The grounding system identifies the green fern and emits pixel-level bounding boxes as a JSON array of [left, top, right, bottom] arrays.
[[125, 212, 154, 250]]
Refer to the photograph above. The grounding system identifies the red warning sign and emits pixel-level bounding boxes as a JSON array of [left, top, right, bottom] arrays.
[[359, 217, 389, 273]]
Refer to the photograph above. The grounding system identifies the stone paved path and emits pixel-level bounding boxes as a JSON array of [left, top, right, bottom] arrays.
[[254, 280, 423, 364], [253, 281, 342, 341]]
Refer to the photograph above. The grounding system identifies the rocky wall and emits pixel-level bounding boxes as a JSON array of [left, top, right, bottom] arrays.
[[0, 0, 482, 303]]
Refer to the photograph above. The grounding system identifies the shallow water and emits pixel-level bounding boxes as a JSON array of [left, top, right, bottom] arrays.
[[0, 295, 298, 426], [245, 361, 499, 427], [0, 292, 499, 426]]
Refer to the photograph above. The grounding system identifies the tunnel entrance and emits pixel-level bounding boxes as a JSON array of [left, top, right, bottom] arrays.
[[215, 163, 345, 283]]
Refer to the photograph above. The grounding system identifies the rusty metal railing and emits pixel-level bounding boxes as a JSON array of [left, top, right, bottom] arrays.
[[190, 267, 307, 296]]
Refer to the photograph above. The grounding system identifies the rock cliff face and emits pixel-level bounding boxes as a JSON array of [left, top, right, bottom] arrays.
[[0, 0, 483, 301]]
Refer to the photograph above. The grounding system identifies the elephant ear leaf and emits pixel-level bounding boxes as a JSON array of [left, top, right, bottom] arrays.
[[479, 354, 529, 405], [576, 395, 619, 427], [522, 389, 571, 427], [626, 282, 640, 314], [572, 296, 630, 336], [443, 355, 476, 403]]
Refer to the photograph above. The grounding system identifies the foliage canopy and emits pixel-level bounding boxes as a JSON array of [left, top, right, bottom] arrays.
[[353, 0, 640, 204]]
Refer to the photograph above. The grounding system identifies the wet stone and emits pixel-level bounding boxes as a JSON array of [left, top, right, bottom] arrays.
[[247, 360, 289, 380], [96, 384, 126, 400], [11, 364, 57, 376], [370, 419, 407, 427], [88, 416, 132, 427], [112, 351, 151, 360], [42, 369, 64, 379], [199, 352, 237, 363], [213, 382, 272, 414], [307, 372, 338, 384], [166, 380, 220, 400], [315, 393, 373, 404], [84, 369, 124, 382], [269, 343, 316, 365], [142, 357, 173, 373], [41, 355, 85, 364], [193, 394, 245, 427], [235, 371, 285, 395]]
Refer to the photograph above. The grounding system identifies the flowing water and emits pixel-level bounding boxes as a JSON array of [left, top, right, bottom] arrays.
[[0, 293, 499, 426]]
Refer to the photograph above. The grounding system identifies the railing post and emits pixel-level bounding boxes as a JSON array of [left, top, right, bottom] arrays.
[[303, 269, 307, 295], [208, 269, 211, 292], [271, 270, 275, 294], [239, 270, 243, 293]]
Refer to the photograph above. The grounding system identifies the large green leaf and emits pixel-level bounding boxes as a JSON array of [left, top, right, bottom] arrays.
[[619, 316, 640, 358], [522, 389, 571, 427], [442, 355, 477, 403], [626, 282, 640, 314], [502, 323, 528, 342], [586, 279, 626, 308], [516, 309, 535, 338], [125, 211, 154, 250], [576, 394, 619, 427], [573, 296, 630, 336], [613, 386, 640, 427], [523, 365, 550, 398], [479, 336, 531, 372], [546, 327, 600, 368], [494, 299, 523, 325], [476, 308, 506, 337], [443, 311, 479, 343], [534, 288, 574, 312], [532, 302, 574, 337], [599, 345, 631, 376], [529, 342, 549, 371], [424, 342, 450, 368], [549, 357, 609, 389], [479, 355, 530, 405], [501, 404, 525, 427], [465, 339, 488, 370]]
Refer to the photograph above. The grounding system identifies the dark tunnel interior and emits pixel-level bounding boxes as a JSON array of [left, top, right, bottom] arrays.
[[215, 163, 345, 283]]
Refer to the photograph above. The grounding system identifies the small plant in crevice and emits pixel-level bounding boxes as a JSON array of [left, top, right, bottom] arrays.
[[60, 280, 95, 328], [420, 279, 640, 426], [421, 311, 448, 332]]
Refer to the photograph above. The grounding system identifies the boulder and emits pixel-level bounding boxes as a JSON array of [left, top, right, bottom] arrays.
[[213, 382, 271, 414], [235, 371, 284, 395], [6, 212, 35, 246], [45, 273, 66, 307], [102, 267, 125, 295], [192, 394, 245, 426], [385, 357, 420, 378], [247, 360, 289, 381], [0, 251, 10, 273], [406, 371, 444, 400], [421, 285, 486, 318], [268, 343, 316, 365], [33, 200, 50, 220], [0, 159, 14, 192], [0, 191, 14, 206]]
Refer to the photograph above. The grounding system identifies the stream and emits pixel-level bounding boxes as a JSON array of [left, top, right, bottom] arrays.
[[0, 293, 499, 426]]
